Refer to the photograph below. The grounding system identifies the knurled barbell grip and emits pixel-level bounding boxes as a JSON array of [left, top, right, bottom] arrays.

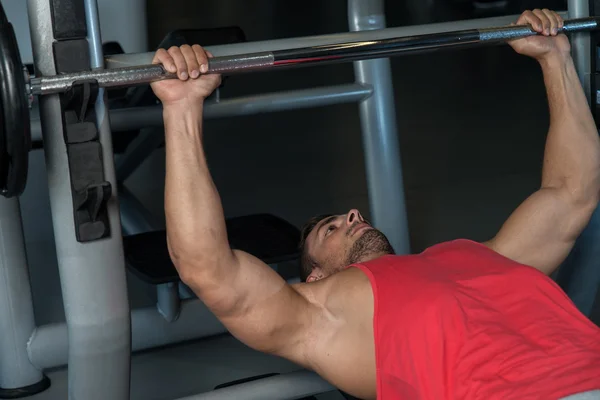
[[478, 16, 599, 41], [28, 53, 276, 96], [29, 64, 177, 96]]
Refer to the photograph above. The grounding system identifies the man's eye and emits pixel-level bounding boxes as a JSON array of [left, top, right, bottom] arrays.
[[326, 225, 335, 234]]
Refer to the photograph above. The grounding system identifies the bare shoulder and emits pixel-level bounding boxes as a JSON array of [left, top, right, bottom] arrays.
[[292, 267, 370, 310], [289, 268, 373, 350], [290, 268, 377, 397]]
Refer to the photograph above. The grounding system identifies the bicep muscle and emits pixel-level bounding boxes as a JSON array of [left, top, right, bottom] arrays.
[[487, 187, 594, 275]]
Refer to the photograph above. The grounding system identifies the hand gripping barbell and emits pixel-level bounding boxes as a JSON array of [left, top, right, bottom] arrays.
[[1, 1, 598, 198]]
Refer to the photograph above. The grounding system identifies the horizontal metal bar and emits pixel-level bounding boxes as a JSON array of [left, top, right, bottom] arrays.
[[28, 298, 226, 370], [31, 13, 584, 96], [254, 17, 596, 72], [29, 83, 371, 140], [173, 370, 334, 400], [27, 276, 302, 370], [105, 12, 568, 68], [110, 83, 372, 131]]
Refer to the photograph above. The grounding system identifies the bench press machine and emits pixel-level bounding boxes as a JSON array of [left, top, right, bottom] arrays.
[[0, 0, 598, 398]]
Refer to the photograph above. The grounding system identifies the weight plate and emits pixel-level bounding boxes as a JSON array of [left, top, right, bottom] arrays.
[[0, 3, 30, 198]]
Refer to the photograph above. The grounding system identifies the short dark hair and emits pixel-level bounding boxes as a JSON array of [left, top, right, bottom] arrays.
[[298, 214, 333, 282]]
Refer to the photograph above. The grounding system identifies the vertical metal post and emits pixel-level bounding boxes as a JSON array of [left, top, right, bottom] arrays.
[[83, 0, 103, 70], [569, 0, 592, 101], [0, 198, 50, 397], [348, 0, 411, 254], [26, 0, 131, 398], [555, 0, 600, 318]]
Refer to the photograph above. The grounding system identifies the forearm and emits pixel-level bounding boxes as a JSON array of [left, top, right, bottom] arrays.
[[161, 102, 309, 349], [540, 53, 600, 200], [163, 103, 235, 281]]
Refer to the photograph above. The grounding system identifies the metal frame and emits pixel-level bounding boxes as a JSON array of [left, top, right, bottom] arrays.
[[570, 0, 593, 100], [2, 0, 594, 399], [26, 0, 131, 399], [30, 83, 374, 140], [25, 276, 298, 370], [349, 0, 409, 253], [0, 198, 46, 392]]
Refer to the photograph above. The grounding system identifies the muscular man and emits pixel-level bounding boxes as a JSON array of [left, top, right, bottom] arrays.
[[151, 9, 600, 400]]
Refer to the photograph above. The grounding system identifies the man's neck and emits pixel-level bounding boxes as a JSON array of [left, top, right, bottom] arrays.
[[351, 251, 392, 266]]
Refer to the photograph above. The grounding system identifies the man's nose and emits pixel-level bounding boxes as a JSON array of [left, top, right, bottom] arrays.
[[346, 209, 363, 225]]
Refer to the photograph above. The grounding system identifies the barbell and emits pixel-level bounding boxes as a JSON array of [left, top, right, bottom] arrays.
[[1, 1, 599, 198]]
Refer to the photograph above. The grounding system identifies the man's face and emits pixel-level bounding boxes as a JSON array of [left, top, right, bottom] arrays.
[[304, 209, 394, 282]]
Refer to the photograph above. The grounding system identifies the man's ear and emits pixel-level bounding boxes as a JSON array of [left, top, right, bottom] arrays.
[[306, 267, 324, 283]]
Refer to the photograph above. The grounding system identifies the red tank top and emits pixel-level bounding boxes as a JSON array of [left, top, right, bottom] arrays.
[[352, 239, 600, 400]]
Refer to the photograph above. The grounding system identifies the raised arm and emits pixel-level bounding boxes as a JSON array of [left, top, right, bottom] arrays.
[[150, 46, 315, 363], [486, 10, 600, 275]]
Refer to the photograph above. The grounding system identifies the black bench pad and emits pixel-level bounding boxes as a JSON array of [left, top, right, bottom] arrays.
[[124, 213, 301, 285]]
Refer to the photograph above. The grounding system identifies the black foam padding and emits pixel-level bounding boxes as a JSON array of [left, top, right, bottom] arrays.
[[225, 214, 301, 263], [0, 2, 31, 198], [50, 0, 87, 40], [124, 230, 179, 284], [53, 39, 90, 74], [124, 214, 301, 285]]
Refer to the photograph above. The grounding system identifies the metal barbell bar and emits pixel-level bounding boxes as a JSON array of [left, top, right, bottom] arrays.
[[27, 17, 600, 97]]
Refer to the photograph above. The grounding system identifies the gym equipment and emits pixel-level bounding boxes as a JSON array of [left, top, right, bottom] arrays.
[[26, 17, 600, 96], [124, 214, 301, 284], [0, 4, 30, 198], [2, 5, 600, 198], [4, 0, 599, 398]]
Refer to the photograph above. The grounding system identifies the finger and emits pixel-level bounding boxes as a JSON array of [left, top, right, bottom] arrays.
[[556, 12, 564, 29], [532, 8, 551, 35], [180, 45, 200, 79], [192, 45, 209, 74], [542, 8, 559, 35], [518, 10, 543, 33], [153, 48, 177, 74], [168, 46, 189, 80]]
